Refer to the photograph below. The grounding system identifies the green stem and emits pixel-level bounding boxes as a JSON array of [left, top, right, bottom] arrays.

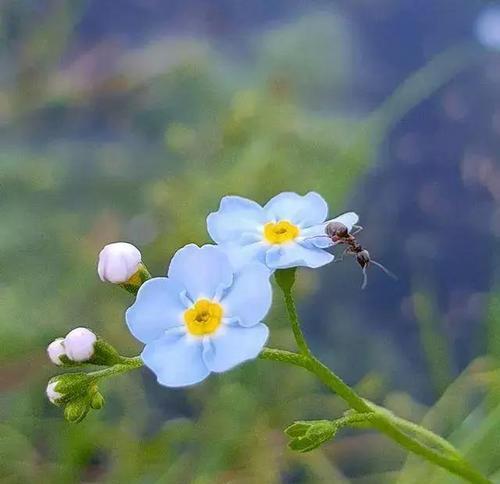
[[260, 348, 490, 484], [386, 410, 461, 460], [267, 274, 491, 484], [275, 269, 311, 356], [88, 356, 143, 381]]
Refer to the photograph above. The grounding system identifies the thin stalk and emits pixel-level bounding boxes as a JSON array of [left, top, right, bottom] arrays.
[[88, 356, 143, 381], [275, 269, 311, 356], [268, 271, 491, 484], [260, 348, 490, 484]]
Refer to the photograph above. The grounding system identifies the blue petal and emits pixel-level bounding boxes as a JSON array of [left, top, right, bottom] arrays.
[[218, 242, 268, 272], [220, 263, 272, 327], [207, 195, 266, 244], [141, 329, 210, 387], [265, 243, 334, 269], [203, 323, 269, 373], [328, 212, 359, 232], [264, 192, 328, 227], [126, 278, 186, 344], [167, 244, 233, 301], [299, 224, 333, 249]]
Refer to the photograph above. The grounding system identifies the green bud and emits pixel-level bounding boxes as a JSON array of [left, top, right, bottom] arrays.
[[64, 400, 90, 424], [90, 391, 105, 410], [285, 421, 314, 438], [49, 373, 92, 405], [285, 420, 337, 453]]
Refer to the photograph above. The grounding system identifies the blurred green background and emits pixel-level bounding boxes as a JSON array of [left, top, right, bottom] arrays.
[[2, 1, 500, 482]]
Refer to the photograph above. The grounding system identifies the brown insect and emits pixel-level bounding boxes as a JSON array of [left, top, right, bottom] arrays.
[[324, 221, 396, 289]]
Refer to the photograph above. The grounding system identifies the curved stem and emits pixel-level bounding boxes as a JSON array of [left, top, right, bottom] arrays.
[[260, 348, 490, 484], [269, 274, 491, 484], [385, 409, 461, 459]]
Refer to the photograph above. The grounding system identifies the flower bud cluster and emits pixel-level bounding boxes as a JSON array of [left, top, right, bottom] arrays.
[[46, 373, 105, 423]]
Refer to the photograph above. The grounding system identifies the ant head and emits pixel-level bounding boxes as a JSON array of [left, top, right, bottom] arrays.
[[325, 221, 348, 238], [356, 250, 370, 268]]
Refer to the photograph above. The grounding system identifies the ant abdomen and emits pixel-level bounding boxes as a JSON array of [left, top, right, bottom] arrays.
[[356, 250, 370, 268]]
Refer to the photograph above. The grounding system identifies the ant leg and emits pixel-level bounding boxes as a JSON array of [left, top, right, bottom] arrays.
[[361, 267, 368, 290], [307, 235, 330, 240], [351, 225, 363, 236], [371, 260, 398, 280], [334, 247, 349, 263]]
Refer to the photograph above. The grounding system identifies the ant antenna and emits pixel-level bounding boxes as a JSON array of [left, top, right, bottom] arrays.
[[361, 259, 397, 289], [351, 225, 363, 236], [371, 260, 398, 281], [361, 267, 368, 290]]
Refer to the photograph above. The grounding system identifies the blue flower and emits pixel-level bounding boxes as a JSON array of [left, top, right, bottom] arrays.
[[126, 244, 272, 387], [207, 191, 358, 270]]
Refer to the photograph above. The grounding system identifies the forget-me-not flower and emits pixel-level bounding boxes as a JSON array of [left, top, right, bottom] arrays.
[[207, 191, 358, 270], [126, 244, 272, 387]]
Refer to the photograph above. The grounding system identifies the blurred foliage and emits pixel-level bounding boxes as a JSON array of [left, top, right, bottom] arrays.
[[0, 2, 498, 483]]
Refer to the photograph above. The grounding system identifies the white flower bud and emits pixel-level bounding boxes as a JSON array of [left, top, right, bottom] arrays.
[[64, 327, 97, 362], [47, 338, 66, 365], [97, 242, 142, 284], [46, 381, 63, 405]]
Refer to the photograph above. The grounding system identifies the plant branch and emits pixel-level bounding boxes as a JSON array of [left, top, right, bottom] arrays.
[[260, 347, 490, 483], [87, 356, 143, 381]]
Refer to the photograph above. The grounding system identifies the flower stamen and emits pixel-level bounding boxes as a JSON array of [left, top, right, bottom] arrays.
[[264, 220, 300, 244], [184, 299, 223, 336]]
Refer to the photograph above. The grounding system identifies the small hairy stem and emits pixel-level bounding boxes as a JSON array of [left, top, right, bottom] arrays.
[[88, 356, 143, 381], [379, 406, 461, 459], [275, 269, 312, 356], [260, 347, 490, 483], [263, 273, 491, 484]]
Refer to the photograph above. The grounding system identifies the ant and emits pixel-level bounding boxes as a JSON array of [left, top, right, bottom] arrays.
[[324, 221, 396, 289]]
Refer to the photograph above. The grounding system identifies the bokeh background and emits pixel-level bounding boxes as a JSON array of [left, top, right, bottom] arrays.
[[3, 1, 500, 482]]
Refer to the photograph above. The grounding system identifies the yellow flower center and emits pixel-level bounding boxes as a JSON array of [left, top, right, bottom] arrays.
[[264, 220, 300, 244], [184, 299, 223, 336]]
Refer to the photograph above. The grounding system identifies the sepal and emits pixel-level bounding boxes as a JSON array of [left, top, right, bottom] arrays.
[[275, 268, 297, 293], [87, 339, 124, 366], [119, 262, 151, 295]]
